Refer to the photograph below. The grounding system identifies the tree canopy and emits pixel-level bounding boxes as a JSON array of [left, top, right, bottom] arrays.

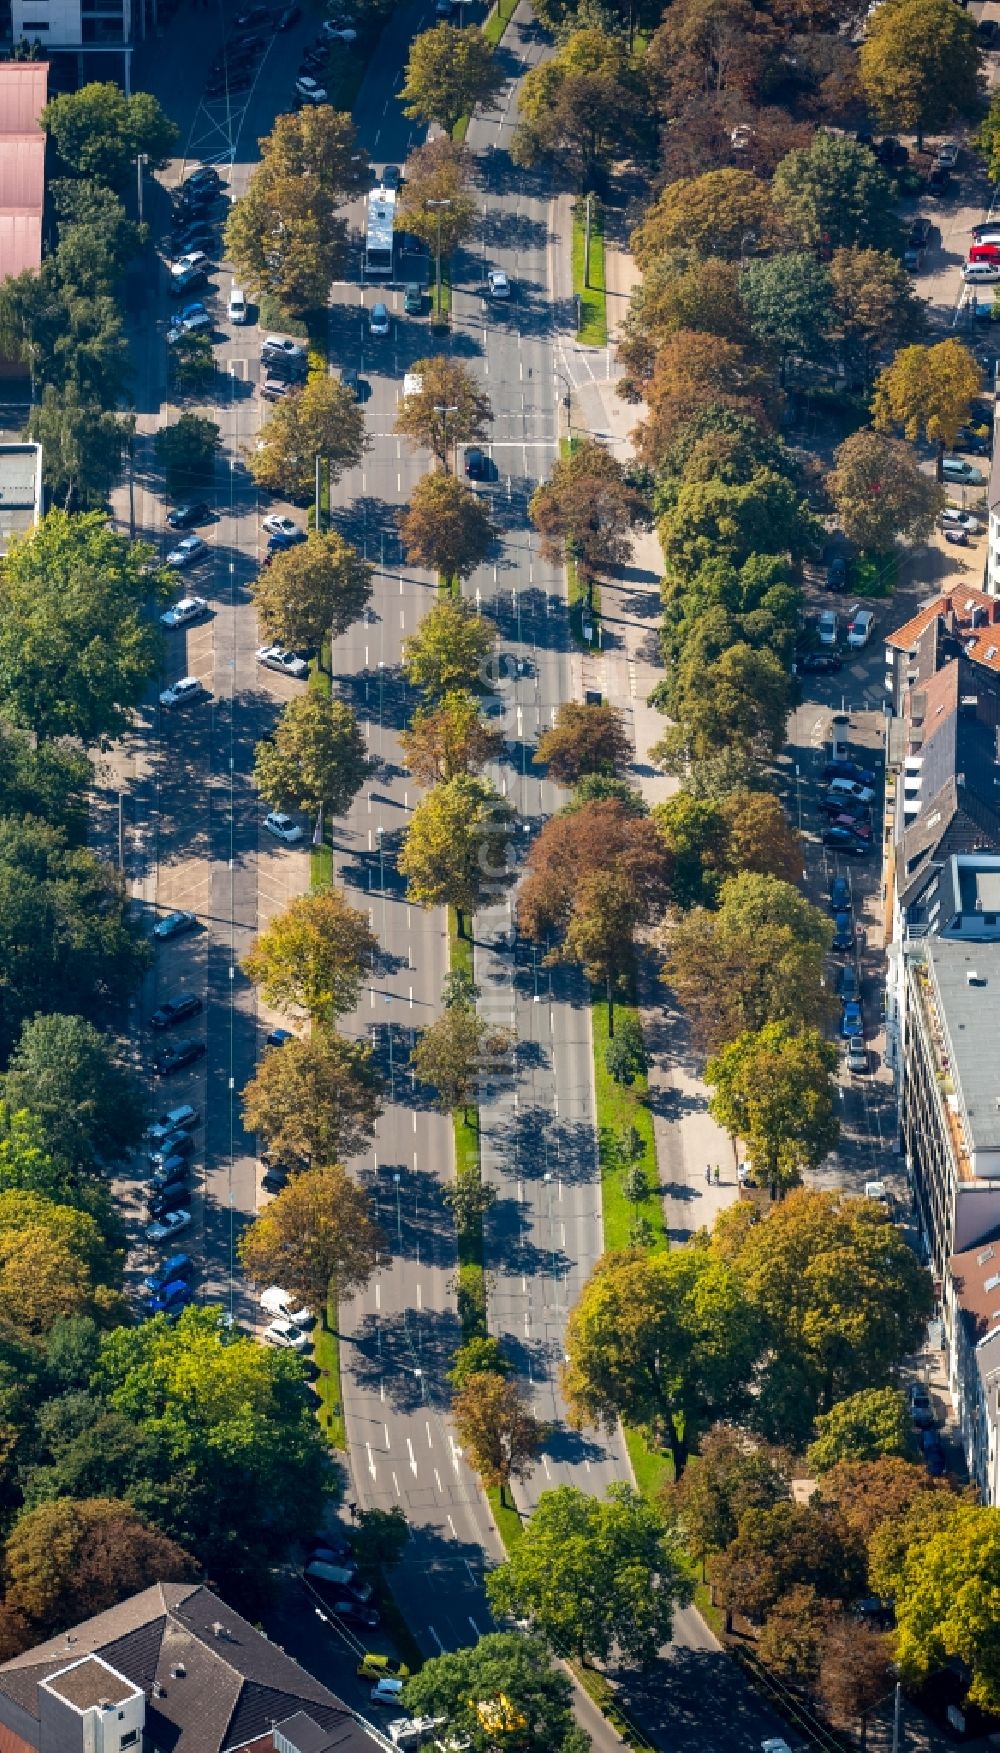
[[399, 470, 494, 582], [860, 0, 979, 145], [452, 1370, 545, 1499], [706, 1021, 840, 1192], [238, 1164, 381, 1310], [41, 83, 177, 187], [806, 1387, 913, 1474], [535, 703, 632, 785], [771, 132, 899, 253], [487, 1483, 693, 1665], [530, 440, 645, 586], [254, 694, 372, 822], [394, 356, 493, 469], [827, 430, 943, 552], [241, 1027, 383, 1165], [402, 598, 497, 696], [402, 1633, 589, 1753], [243, 888, 379, 1021], [872, 339, 980, 449], [249, 376, 368, 499], [252, 529, 372, 651], [399, 690, 503, 783], [398, 776, 516, 936], [401, 23, 506, 134], [2, 1013, 145, 1176], [397, 136, 477, 254]]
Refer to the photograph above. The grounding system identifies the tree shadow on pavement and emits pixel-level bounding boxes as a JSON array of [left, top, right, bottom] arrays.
[[343, 1304, 462, 1414], [484, 1193, 571, 1282], [483, 1105, 597, 1187], [612, 1643, 792, 1753], [360, 1157, 458, 1272]]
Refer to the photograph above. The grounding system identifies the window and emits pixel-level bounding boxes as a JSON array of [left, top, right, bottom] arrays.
[[21, 18, 48, 24], [120, 1733, 139, 1751]]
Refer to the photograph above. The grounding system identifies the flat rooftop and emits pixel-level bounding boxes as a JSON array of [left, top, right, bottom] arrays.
[[925, 939, 1000, 1154], [958, 866, 1000, 914], [43, 1656, 137, 1711], [0, 442, 41, 554]]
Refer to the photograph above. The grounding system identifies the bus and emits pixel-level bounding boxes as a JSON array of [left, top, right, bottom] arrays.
[[365, 186, 395, 277]]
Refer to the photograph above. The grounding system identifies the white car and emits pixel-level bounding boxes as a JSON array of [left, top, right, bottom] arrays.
[[936, 141, 959, 169], [264, 811, 304, 844], [487, 268, 511, 299], [295, 75, 328, 104], [161, 595, 208, 629], [369, 302, 390, 337], [257, 643, 309, 678], [320, 18, 356, 37], [145, 1103, 198, 1145], [261, 335, 306, 363], [941, 508, 980, 532], [228, 286, 248, 324], [817, 609, 838, 647], [262, 514, 304, 541], [263, 1316, 311, 1351], [146, 1208, 192, 1244], [160, 676, 205, 710], [166, 535, 208, 569], [260, 1285, 314, 1327], [402, 372, 423, 399], [371, 1679, 405, 1706], [847, 606, 875, 649], [964, 262, 1000, 283], [171, 251, 209, 277]]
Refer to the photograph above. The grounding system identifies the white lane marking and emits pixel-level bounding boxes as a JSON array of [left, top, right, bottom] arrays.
[[435, 1467, 443, 1492], [407, 1437, 418, 1476], [384, 1423, 390, 1448], [450, 1438, 463, 1474], [426, 1418, 434, 1448], [542, 1454, 552, 1478], [366, 1443, 377, 1480], [416, 1282, 423, 1310], [428, 1625, 444, 1652], [448, 1513, 458, 1536], [374, 1281, 380, 1309], [468, 1615, 482, 1638]]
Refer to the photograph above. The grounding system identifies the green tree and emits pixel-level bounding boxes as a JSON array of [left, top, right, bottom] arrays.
[[402, 1633, 589, 1753], [0, 724, 90, 837], [154, 414, 220, 499], [535, 703, 632, 784], [0, 1188, 121, 1337], [401, 23, 506, 133], [771, 132, 898, 252], [662, 1423, 789, 1576], [241, 1026, 383, 1165], [829, 246, 925, 385], [529, 440, 645, 593], [3, 1013, 145, 1176], [873, 338, 980, 456], [249, 376, 368, 500], [50, 179, 141, 297], [513, 29, 638, 181], [2, 1497, 194, 1650], [806, 1387, 913, 1474], [412, 1004, 513, 1120], [604, 1014, 647, 1085], [0, 817, 148, 1059], [402, 598, 497, 696], [860, 0, 979, 148], [706, 1022, 839, 1193], [709, 1498, 865, 1622], [238, 1164, 382, 1310], [488, 1483, 692, 1664], [26, 385, 129, 511], [0, 510, 168, 743], [399, 690, 503, 784], [399, 470, 494, 582], [452, 1371, 545, 1503], [242, 888, 379, 1021], [40, 83, 177, 187], [399, 776, 516, 937], [887, 1503, 1000, 1710], [448, 1335, 510, 1389], [225, 107, 365, 315], [397, 136, 477, 254], [827, 429, 942, 552], [0, 1108, 89, 1209], [394, 355, 493, 470], [977, 89, 1000, 181], [630, 169, 774, 265], [659, 872, 833, 1056], [741, 253, 833, 377], [563, 1246, 761, 1477], [252, 529, 372, 653], [714, 1189, 934, 1435], [618, 254, 749, 386], [94, 1305, 329, 1592], [656, 642, 792, 776], [254, 694, 372, 821]]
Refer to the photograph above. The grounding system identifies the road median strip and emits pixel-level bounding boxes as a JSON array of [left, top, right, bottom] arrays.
[[571, 198, 607, 348]]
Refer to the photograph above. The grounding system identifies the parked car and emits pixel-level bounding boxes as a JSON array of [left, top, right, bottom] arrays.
[[150, 993, 203, 1031], [264, 811, 304, 844], [160, 676, 205, 710], [832, 912, 853, 953], [823, 759, 876, 787], [822, 826, 869, 855], [150, 1160, 193, 1195], [146, 1106, 198, 1145], [261, 335, 307, 365], [941, 507, 980, 532], [260, 376, 291, 402], [371, 1680, 405, 1707], [262, 1162, 289, 1193], [846, 1035, 868, 1074], [817, 609, 838, 646], [963, 262, 1000, 283], [331, 1598, 380, 1628], [266, 1027, 295, 1047], [165, 534, 208, 569], [798, 651, 842, 674], [146, 1209, 192, 1245], [276, 3, 302, 25], [944, 527, 969, 546], [264, 1317, 311, 1351], [403, 282, 423, 315], [847, 606, 875, 648], [153, 909, 198, 941], [147, 1182, 191, 1219], [261, 514, 305, 541], [830, 875, 851, 912], [910, 1382, 936, 1428], [256, 643, 309, 678], [149, 1130, 195, 1166], [357, 1655, 410, 1681], [145, 1278, 192, 1316], [295, 75, 328, 104], [936, 141, 959, 170], [839, 964, 859, 1002], [143, 1253, 192, 1295], [841, 1000, 863, 1037], [465, 446, 487, 480], [166, 501, 211, 531], [369, 301, 390, 337], [161, 595, 208, 629], [825, 776, 876, 805], [228, 286, 248, 324], [826, 554, 848, 592], [153, 1039, 206, 1077], [941, 456, 984, 484]]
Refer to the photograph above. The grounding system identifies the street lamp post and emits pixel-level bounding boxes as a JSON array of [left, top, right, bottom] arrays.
[[427, 198, 453, 319], [554, 368, 572, 436], [136, 152, 148, 226], [433, 402, 458, 472]]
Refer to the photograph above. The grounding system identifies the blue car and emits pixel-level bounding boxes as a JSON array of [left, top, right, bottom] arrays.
[[145, 1278, 192, 1317], [832, 911, 853, 952], [830, 876, 851, 914], [142, 1253, 192, 1296], [841, 1000, 863, 1037]]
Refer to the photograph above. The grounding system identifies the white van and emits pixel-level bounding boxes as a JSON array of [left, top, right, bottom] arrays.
[[847, 606, 875, 649], [228, 286, 247, 324], [305, 1559, 366, 1593]]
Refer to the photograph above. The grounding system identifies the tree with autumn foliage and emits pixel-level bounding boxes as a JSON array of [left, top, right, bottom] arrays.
[[451, 1371, 545, 1504], [519, 799, 672, 1030], [396, 136, 477, 256], [618, 254, 750, 387], [241, 1028, 383, 1165], [238, 1163, 382, 1311], [708, 1497, 866, 1624], [706, 1021, 840, 1193], [251, 531, 373, 654], [827, 430, 943, 553], [412, 1003, 513, 1121], [662, 1422, 790, 1577], [402, 597, 497, 698], [395, 356, 492, 470], [529, 439, 645, 594], [872, 338, 980, 461], [534, 702, 632, 785], [242, 888, 378, 1022], [399, 775, 516, 938], [635, 332, 775, 469], [400, 690, 503, 783], [399, 471, 494, 582], [630, 168, 774, 265]]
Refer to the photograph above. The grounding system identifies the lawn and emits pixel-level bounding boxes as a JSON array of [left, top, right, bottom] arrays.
[[314, 1291, 346, 1450], [590, 995, 666, 1254], [483, 0, 519, 46], [571, 201, 607, 347]]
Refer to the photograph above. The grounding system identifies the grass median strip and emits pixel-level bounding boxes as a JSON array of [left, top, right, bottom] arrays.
[[315, 1288, 347, 1450], [483, 0, 519, 46], [571, 201, 607, 347], [449, 911, 489, 1342], [591, 994, 665, 1254]]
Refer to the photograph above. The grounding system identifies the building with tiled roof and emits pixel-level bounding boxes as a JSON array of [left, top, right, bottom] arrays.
[[0, 1582, 384, 1753]]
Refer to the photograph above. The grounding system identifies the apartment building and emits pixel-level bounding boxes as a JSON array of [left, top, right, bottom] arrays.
[[946, 1228, 1000, 1504]]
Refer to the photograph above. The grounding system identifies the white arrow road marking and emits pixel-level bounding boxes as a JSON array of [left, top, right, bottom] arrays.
[[407, 1437, 417, 1477], [366, 1443, 376, 1480]]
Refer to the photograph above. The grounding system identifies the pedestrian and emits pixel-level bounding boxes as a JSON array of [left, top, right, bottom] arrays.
[[348, 1500, 358, 1522], [705, 1165, 711, 1184], [714, 1165, 721, 1185]]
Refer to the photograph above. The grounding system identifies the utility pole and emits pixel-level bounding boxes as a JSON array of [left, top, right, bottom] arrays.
[[136, 152, 148, 226], [892, 1681, 903, 1753]]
